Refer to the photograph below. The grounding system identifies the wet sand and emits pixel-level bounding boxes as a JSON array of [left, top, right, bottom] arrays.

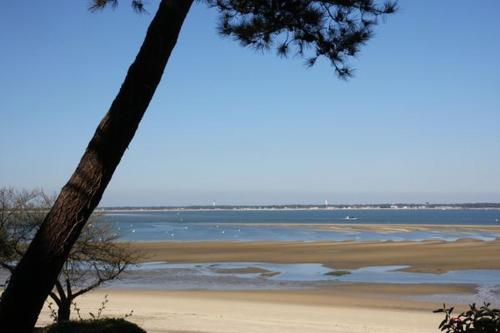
[[126, 238, 500, 273]]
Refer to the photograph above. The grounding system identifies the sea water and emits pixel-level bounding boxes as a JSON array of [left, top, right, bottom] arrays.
[[102, 209, 500, 242]]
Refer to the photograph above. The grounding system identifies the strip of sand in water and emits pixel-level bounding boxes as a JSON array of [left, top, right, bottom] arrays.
[[205, 223, 500, 234], [309, 223, 500, 233], [125, 238, 500, 273]]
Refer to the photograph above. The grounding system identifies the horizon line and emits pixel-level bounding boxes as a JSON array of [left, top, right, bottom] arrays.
[[97, 202, 500, 210]]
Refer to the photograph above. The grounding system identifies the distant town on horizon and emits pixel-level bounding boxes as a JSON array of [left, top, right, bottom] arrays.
[[98, 202, 500, 211]]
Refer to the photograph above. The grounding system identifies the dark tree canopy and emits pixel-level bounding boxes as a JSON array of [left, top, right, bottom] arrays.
[[91, 0, 397, 78], [90, 0, 147, 13]]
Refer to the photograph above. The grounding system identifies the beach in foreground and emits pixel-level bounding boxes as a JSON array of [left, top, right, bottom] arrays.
[[37, 286, 463, 333]]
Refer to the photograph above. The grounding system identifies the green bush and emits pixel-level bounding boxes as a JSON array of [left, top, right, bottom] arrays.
[[434, 303, 500, 333], [36, 318, 146, 333]]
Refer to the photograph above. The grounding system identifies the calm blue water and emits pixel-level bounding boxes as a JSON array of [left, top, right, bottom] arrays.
[[103, 209, 500, 242], [105, 209, 500, 225]]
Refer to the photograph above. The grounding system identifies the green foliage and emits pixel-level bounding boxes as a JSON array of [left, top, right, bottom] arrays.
[[35, 318, 146, 333], [434, 303, 500, 333], [204, 0, 397, 78], [90, 0, 146, 13]]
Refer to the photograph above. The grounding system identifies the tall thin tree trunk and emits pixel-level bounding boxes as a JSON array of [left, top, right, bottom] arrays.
[[0, 1, 193, 331], [57, 300, 71, 323]]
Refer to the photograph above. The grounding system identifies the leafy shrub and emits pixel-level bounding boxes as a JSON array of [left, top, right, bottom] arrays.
[[35, 318, 146, 333], [434, 303, 500, 333]]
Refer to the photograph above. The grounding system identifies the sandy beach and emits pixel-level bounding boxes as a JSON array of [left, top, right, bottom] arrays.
[[37, 285, 462, 333]]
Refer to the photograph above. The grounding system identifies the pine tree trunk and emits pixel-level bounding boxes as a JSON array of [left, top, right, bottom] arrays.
[[0, 1, 193, 331]]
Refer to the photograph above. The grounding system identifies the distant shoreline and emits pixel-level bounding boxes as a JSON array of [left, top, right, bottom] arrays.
[[97, 205, 500, 213]]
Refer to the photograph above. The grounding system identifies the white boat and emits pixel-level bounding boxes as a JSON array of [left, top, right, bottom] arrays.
[[343, 216, 358, 221]]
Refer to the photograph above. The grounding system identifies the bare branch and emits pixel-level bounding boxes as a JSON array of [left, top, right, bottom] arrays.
[[0, 187, 139, 319], [48, 291, 61, 307]]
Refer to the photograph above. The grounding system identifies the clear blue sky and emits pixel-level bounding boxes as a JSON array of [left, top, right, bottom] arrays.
[[1, 1, 499, 206]]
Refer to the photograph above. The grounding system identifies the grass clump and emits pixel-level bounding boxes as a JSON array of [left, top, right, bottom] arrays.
[[36, 318, 146, 333]]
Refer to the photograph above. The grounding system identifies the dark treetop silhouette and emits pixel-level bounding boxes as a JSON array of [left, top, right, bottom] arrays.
[[0, 0, 396, 331]]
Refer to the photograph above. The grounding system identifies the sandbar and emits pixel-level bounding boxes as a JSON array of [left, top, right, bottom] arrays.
[[125, 238, 500, 273]]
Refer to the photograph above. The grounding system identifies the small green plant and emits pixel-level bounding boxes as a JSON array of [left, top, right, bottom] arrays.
[[47, 302, 59, 322], [434, 303, 500, 333], [73, 302, 83, 321], [71, 294, 133, 322], [88, 294, 109, 321]]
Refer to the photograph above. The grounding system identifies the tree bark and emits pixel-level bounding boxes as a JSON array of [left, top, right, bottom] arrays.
[[0, 1, 193, 331], [57, 300, 71, 323]]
